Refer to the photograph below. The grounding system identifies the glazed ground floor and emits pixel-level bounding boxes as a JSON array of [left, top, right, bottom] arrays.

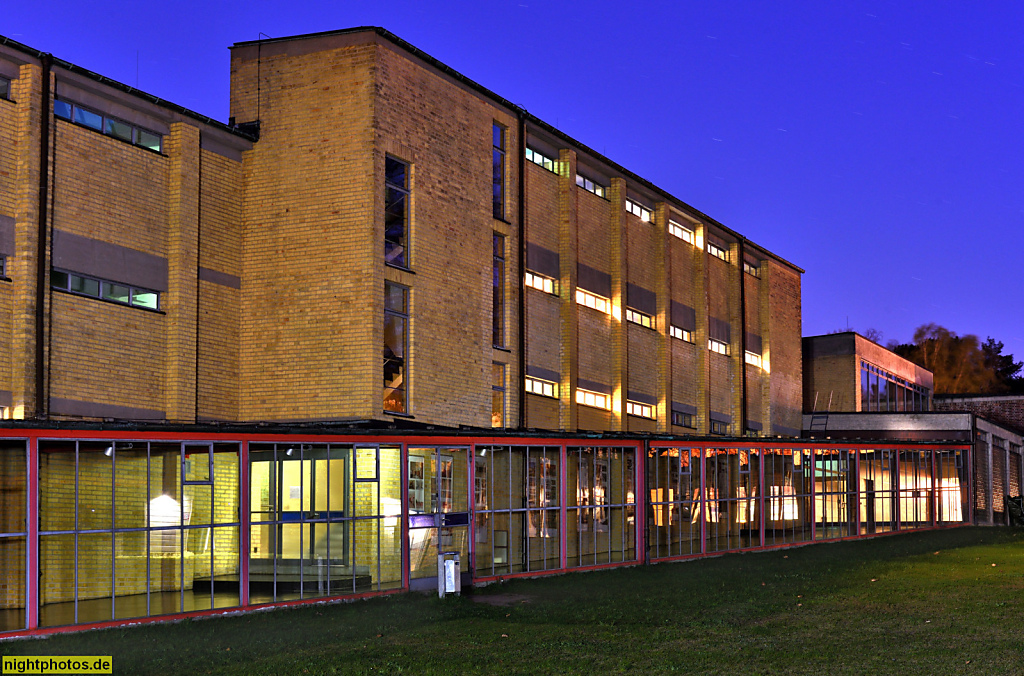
[[0, 426, 1009, 637]]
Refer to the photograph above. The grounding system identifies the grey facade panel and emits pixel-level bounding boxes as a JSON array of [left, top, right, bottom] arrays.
[[746, 332, 762, 355], [52, 230, 169, 291], [577, 263, 611, 298], [709, 317, 731, 343], [50, 397, 165, 421], [670, 301, 696, 331], [198, 266, 241, 289], [626, 283, 656, 315], [578, 378, 611, 395], [0, 214, 13, 256], [710, 410, 732, 424], [526, 365, 560, 383], [627, 390, 657, 406], [526, 243, 560, 279], [0, 390, 11, 407], [672, 402, 698, 415]]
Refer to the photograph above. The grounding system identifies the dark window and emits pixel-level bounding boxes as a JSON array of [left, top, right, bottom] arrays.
[[0, 77, 10, 100], [384, 156, 410, 268], [492, 233, 505, 347], [52, 98, 163, 152], [492, 124, 505, 220], [383, 281, 409, 414], [0, 255, 6, 278], [861, 365, 870, 411], [671, 411, 695, 428], [710, 420, 727, 435]]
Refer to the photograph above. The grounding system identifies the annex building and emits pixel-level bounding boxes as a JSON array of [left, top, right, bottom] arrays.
[[0, 28, 1007, 638]]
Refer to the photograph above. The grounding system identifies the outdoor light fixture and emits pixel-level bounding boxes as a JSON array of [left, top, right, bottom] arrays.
[[104, 446, 113, 457]]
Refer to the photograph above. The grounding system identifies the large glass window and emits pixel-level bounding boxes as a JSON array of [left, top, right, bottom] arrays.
[[474, 446, 560, 577], [384, 156, 410, 268], [250, 443, 402, 603], [383, 282, 409, 414], [38, 440, 240, 628], [858, 449, 896, 534], [898, 450, 933, 529], [763, 448, 813, 546], [491, 363, 505, 428], [647, 447, 700, 560], [703, 448, 758, 553], [567, 447, 636, 567], [53, 98, 162, 152], [814, 449, 856, 540]]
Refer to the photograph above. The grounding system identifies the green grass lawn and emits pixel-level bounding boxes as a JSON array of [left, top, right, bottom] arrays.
[[3, 527, 1022, 675]]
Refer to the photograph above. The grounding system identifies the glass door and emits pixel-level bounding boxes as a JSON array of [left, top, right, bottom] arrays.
[[407, 447, 470, 590]]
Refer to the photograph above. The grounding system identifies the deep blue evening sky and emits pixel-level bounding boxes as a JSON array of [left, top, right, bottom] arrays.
[[7, 2, 1022, 351]]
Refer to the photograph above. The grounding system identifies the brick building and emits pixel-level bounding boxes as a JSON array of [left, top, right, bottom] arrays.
[[0, 26, 803, 437], [803, 332, 933, 414], [934, 394, 1024, 434]]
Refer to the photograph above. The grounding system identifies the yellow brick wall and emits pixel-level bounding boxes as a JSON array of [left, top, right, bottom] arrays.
[[767, 261, 803, 433], [0, 97, 17, 217]]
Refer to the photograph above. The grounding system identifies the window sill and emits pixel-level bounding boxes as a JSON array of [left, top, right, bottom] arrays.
[[492, 216, 512, 226], [383, 410, 414, 419], [385, 262, 415, 274], [492, 345, 511, 353], [52, 287, 165, 314], [0, 276, 11, 283], [54, 117, 166, 156]]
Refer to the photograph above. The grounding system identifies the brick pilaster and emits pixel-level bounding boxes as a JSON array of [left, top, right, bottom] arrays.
[[694, 224, 709, 434], [608, 178, 627, 432], [728, 241, 744, 435], [164, 122, 200, 422], [654, 202, 671, 433], [557, 149, 578, 431]]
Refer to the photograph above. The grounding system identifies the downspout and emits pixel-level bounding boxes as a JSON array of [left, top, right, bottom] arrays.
[[517, 110, 526, 428], [36, 54, 53, 419], [738, 237, 747, 435]]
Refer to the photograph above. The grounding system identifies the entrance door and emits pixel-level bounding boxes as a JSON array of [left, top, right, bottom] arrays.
[[249, 446, 349, 594], [407, 447, 470, 591]]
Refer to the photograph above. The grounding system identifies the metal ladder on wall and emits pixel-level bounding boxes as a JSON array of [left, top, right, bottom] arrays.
[[809, 392, 833, 432]]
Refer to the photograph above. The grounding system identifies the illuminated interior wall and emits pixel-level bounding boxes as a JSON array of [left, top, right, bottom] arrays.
[[566, 446, 636, 567], [0, 441, 26, 631], [646, 447, 700, 559]]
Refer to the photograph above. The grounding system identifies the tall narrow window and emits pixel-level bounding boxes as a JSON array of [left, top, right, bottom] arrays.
[[492, 124, 505, 220], [383, 282, 409, 413], [493, 233, 505, 347], [492, 363, 506, 428], [385, 156, 410, 268]]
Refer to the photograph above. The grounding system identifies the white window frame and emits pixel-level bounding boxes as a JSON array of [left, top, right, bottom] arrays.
[[625, 308, 653, 329], [575, 288, 611, 315], [625, 199, 652, 222], [668, 219, 694, 244], [708, 338, 729, 355], [526, 147, 558, 173], [745, 351, 762, 368], [708, 242, 729, 262], [525, 270, 557, 295], [669, 325, 693, 343], [525, 376, 558, 399], [576, 173, 606, 198], [576, 388, 611, 411], [626, 401, 654, 419]]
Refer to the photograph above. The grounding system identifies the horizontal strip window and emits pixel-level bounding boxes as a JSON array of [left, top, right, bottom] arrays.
[[709, 420, 728, 435], [575, 288, 611, 315], [525, 376, 558, 399], [745, 351, 762, 368], [743, 261, 760, 277], [669, 325, 693, 343], [707, 242, 729, 261], [0, 77, 10, 101], [625, 308, 653, 329], [576, 174, 606, 198], [626, 401, 654, 419], [526, 147, 559, 173], [668, 220, 694, 244], [625, 199, 652, 222], [708, 338, 729, 355], [0, 255, 6, 279], [576, 388, 611, 411], [53, 98, 163, 153], [671, 411, 695, 428], [525, 271, 557, 295], [51, 269, 159, 310]]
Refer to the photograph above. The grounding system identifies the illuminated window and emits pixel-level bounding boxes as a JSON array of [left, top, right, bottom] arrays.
[[669, 325, 693, 342], [668, 219, 694, 244], [671, 411, 695, 428], [709, 420, 728, 435], [625, 308, 653, 329], [525, 376, 558, 399], [575, 288, 610, 315], [707, 242, 729, 261], [526, 147, 558, 173], [53, 98, 162, 152], [493, 123, 506, 220], [745, 351, 762, 368], [384, 155, 410, 268], [525, 271, 557, 295], [626, 401, 654, 419], [743, 261, 760, 277], [576, 173, 606, 198], [708, 338, 729, 355], [625, 199, 652, 222], [492, 363, 506, 428], [576, 388, 611, 410], [51, 269, 159, 310], [383, 281, 409, 414]]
